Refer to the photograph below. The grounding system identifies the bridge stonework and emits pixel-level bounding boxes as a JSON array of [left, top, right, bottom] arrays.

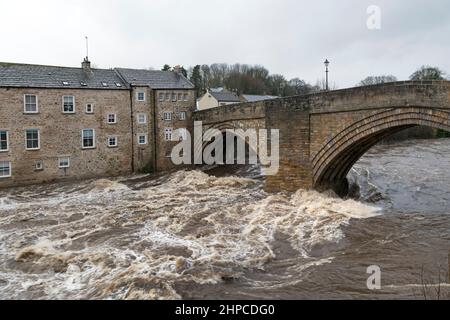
[[194, 81, 450, 195]]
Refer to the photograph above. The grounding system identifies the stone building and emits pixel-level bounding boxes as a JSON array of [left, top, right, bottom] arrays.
[[197, 89, 241, 110], [0, 59, 195, 188]]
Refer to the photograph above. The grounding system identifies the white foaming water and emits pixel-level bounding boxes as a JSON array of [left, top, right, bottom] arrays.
[[0, 169, 380, 300]]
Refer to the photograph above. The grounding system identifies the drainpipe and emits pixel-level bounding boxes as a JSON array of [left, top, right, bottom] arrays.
[[152, 88, 158, 172], [129, 87, 135, 172]]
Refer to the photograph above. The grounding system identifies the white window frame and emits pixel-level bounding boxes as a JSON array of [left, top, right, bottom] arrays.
[[0, 131, 9, 152], [164, 128, 173, 141], [107, 113, 118, 124], [137, 113, 147, 125], [159, 92, 165, 102], [25, 129, 40, 151], [58, 157, 70, 168], [35, 160, 44, 171], [82, 129, 96, 149], [62, 96, 76, 114], [24, 94, 39, 114], [177, 93, 183, 101], [138, 134, 148, 145], [165, 92, 171, 101], [164, 112, 172, 121], [172, 92, 177, 102], [0, 161, 11, 178], [179, 112, 187, 121], [137, 92, 146, 102], [85, 103, 94, 114], [107, 136, 118, 148], [183, 93, 188, 101]]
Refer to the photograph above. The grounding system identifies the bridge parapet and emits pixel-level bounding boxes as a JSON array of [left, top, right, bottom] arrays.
[[193, 100, 268, 125], [278, 80, 450, 114]]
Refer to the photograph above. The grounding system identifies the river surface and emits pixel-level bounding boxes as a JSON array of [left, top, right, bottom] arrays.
[[0, 139, 449, 300]]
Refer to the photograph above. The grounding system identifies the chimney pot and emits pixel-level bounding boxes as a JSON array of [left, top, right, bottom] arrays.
[[82, 57, 92, 76]]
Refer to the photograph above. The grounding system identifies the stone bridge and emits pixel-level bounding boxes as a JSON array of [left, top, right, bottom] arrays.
[[193, 81, 450, 195]]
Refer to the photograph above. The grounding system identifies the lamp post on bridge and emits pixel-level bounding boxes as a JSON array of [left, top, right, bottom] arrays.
[[324, 59, 330, 91]]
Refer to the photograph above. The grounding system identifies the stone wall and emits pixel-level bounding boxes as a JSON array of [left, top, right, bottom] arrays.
[[195, 81, 450, 194], [0, 87, 132, 188], [131, 86, 153, 172], [155, 89, 197, 171]]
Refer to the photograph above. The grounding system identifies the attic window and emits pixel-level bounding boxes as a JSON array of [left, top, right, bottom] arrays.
[[102, 82, 108, 87], [62, 81, 69, 86], [115, 83, 122, 87], [80, 82, 87, 86]]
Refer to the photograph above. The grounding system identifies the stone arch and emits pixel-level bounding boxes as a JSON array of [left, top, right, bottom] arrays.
[[195, 122, 261, 166], [312, 107, 450, 195]]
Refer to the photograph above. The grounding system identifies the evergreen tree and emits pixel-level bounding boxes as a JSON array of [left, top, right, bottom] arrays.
[[190, 65, 203, 96]]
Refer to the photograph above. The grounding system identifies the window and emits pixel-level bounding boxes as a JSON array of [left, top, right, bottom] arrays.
[[24, 95, 38, 113], [115, 83, 122, 87], [26, 129, 40, 150], [164, 128, 173, 141], [82, 129, 95, 149], [183, 93, 188, 101], [35, 160, 44, 171], [86, 104, 94, 114], [102, 82, 108, 87], [63, 96, 75, 113], [0, 161, 11, 178], [58, 157, 70, 168], [164, 112, 172, 121], [180, 112, 187, 121], [62, 81, 70, 86], [107, 136, 118, 147], [107, 114, 117, 124], [0, 131, 8, 152], [172, 93, 177, 102], [137, 92, 145, 101], [165, 93, 170, 101], [138, 134, 147, 145], [137, 114, 147, 124], [159, 93, 165, 102], [178, 93, 183, 101]]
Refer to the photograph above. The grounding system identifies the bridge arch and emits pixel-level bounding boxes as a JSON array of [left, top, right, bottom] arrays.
[[312, 107, 450, 196], [197, 122, 261, 166]]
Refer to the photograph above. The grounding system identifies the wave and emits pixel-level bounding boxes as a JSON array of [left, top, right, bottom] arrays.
[[0, 170, 381, 300]]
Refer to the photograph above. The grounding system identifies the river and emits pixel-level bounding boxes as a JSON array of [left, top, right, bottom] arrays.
[[0, 138, 449, 300]]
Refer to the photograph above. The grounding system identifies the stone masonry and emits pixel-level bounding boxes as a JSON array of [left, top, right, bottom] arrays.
[[194, 81, 450, 195], [0, 61, 196, 188]]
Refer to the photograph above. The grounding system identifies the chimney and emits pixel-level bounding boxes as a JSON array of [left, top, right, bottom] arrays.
[[173, 65, 182, 74], [82, 57, 92, 76]]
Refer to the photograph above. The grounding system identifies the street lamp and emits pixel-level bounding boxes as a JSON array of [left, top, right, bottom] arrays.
[[324, 59, 330, 91]]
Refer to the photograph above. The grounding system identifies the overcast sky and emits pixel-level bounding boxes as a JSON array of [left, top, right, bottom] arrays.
[[1, 0, 449, 88]]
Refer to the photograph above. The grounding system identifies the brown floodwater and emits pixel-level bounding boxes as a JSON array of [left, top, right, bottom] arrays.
[[0, 139, 449, 300]]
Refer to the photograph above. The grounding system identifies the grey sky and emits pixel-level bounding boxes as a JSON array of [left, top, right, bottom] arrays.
[[1, 0, 449, 88]]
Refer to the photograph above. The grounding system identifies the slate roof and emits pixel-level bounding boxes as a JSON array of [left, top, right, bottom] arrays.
[[210, 91, 241, 102], [241, 94, 279, 102], [115, 68, 194, 89], [0, 62, 128, 89]]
